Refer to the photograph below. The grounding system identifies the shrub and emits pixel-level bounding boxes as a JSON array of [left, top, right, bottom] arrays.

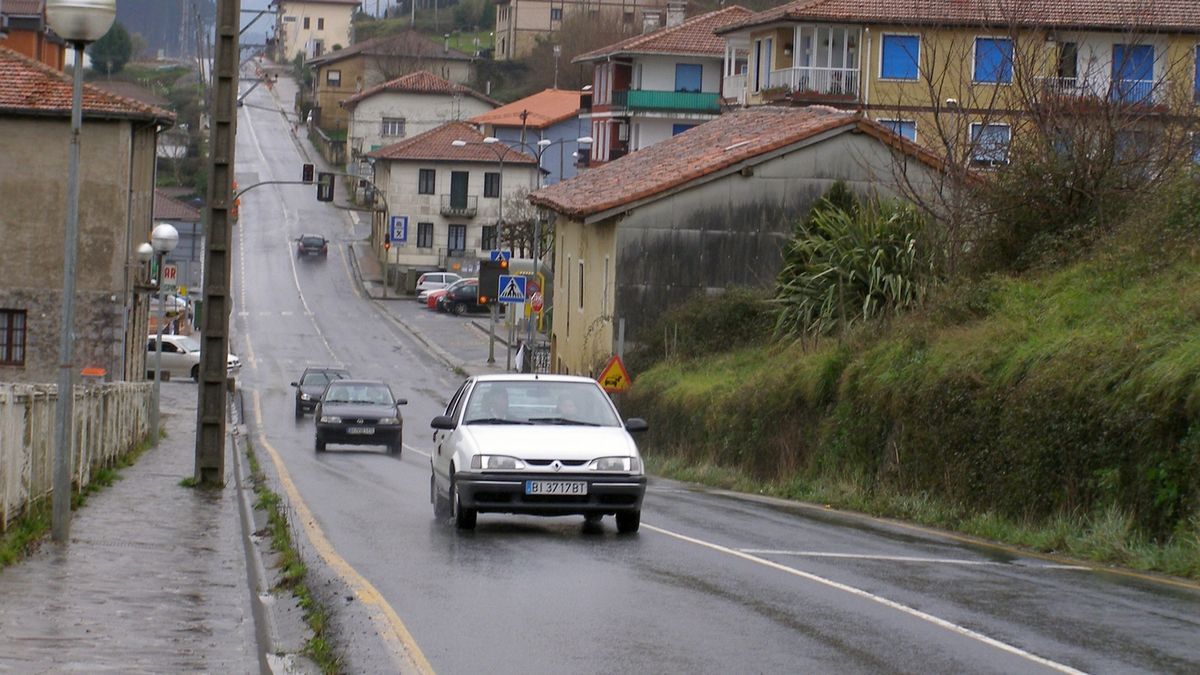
[[626, 287, 773, 372]]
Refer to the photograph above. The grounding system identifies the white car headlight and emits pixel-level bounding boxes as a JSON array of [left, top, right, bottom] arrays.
[[471, 455, 526, 470], [379, 417, 400, 425], [300, 393, 312, 401], [589, 457, 641, 472], [319, 416, 341, 423]]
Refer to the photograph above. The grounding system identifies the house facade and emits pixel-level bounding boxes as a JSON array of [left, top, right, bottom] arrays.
[[271, 0, 360, 63], [529, 106, 950, 376], [717, 0, 1200, 162], [575, 5, 753, 164], [309, 31, 476, 132], [0, 0, 65, 69], [367, 122, 539, 278], [343, 71, 498, 164], [469, 88, 588, 186], [494, 0, 672, 61], [0, 47, 173, 383]]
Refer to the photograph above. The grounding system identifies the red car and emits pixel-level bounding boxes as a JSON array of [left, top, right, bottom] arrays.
[[427, 277, 476, 310]]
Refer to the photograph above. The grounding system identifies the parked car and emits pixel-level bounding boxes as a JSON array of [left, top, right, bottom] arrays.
[[414, 272, 461, 301], [438, 279, 488, 315], [146, 334, 241, 381], [291, 365, 351, 417], [429, 374, 648, 532], [315, 379, 407, 455], [296, 234, 329, 257], [427, 277, 476, 310]]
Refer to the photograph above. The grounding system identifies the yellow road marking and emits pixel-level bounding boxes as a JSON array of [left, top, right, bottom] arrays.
[[250, 389, 434, 674]]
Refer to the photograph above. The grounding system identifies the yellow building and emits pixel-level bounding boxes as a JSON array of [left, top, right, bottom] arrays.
[[271, 0, 361, 63]]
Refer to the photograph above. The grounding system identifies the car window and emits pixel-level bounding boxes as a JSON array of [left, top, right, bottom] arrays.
[[464, 381, 620, 426], [417, 274, 429, 285], [445, 381, 469, 417], [301, 236, 325, 246]]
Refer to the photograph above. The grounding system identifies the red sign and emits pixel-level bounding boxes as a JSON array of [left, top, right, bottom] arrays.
[[530, 291, 544, 312]]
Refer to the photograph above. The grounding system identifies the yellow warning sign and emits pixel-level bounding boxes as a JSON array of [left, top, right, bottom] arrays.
[[598, 355, 632, 393]]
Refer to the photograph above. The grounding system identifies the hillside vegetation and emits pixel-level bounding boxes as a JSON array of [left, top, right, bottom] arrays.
[[626, 177, 1200, 579]]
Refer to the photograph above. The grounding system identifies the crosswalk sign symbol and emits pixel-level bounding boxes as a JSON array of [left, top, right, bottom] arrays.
[[498, 274, 526, 304]]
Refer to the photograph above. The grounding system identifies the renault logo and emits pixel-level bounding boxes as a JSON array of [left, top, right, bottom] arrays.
[[551, 460, 562, 472], [357, 418, 364, 424]]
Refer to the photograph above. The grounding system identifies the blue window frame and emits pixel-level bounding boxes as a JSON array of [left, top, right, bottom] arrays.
[[675, 63, 703, 93], [671, 124, 696, 136], [974, 37, 1013, 83], [970, 123, 1011, 166], [880, 34, 919, 80], [1111, 44, 1154, 103], [879, 119, 916, 141]]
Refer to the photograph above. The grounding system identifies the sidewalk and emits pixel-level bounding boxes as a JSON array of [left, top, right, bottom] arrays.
[[0, 384, 262, 673]]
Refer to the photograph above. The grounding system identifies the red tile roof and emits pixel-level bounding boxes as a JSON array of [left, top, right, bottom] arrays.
[[575, 6, 755, 62], [308, 30, 473, 67], [341, 70, 499, 109], [92, 80, 169, 109], [719, 0, 1200, 35], [1, 0, 43, 17], [0, 46, 174, 123], [529, 106, 951, 220], [468, 88, 581, 129], [153, 189, 202, 222], [366, 121, 538, 164]]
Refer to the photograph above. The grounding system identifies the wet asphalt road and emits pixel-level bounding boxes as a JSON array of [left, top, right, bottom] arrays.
[[231, 72, 1200, 674]]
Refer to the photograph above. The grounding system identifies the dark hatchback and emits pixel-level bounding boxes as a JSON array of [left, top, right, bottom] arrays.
[[315, 380, 407, 455], [291, 366, 351, 417], [296, 234, 329, 257], [438, 280, 488, 315]]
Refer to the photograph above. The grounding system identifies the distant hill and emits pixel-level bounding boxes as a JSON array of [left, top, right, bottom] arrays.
[[116, 0, 215, 59]]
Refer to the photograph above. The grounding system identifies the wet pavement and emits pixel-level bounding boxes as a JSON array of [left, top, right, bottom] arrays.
[[0, 384, 259, 673]]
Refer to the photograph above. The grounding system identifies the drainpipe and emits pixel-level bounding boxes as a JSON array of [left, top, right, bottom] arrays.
[[863, 28, 871, 112]]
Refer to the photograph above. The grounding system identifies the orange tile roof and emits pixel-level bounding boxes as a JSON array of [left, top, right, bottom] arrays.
[[1, 0, 43, 16], [575, 6, 755, 62], [366, 121, 538, 164], [467, 89, 582, 129], [0, 46, 174, 123], [719, 0, 1200, 35], [529, 106, 951, 220], [341, 70, 499, 109]]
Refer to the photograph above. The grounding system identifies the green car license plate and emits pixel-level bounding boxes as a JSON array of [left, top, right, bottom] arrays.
[[525, 481, 587, 496]]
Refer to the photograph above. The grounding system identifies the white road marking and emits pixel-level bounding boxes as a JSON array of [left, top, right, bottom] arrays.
[[404, 443, 430, 459], [644, 524, 1089, 674], [738, 550, 1091, 571]]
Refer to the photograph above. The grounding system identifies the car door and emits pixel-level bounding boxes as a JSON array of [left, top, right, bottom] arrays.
[[434, 380, 471, 484]]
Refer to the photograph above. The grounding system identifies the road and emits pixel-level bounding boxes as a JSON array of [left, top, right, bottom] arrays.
[[230, 70, 1200, 674]]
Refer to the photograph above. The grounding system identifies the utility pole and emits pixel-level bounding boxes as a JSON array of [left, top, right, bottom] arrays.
[[195, 0, 240, 485]]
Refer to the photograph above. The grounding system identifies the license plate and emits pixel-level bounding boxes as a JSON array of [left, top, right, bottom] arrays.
[[525, 481, 588, 496], [347, 427, 374, 435]]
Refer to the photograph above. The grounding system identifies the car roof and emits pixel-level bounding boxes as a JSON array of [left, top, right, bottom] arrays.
[[302, 365, 350, 373], [472, 374, 597, 384], [327, 379, 390, 387]]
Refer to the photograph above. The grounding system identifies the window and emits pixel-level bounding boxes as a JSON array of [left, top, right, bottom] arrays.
[[326, 69, 341, 86], [418, 168, 436, 194], [551, 7, 562, 20], [671, 124, 695, 136], [1058, 42, 1078, 80], [970, 123, 1011, 166], [484, 172, 501, 198], [880, 34, 919, 80], [381, 117, 405, 137], [578, 260, 585, 309], [317, 17, 324, 30], [878, 119, 916, 141], [675, 63, 703, 93], [417, 222, 434, 248], [973, 37, 1013, 83], [0, 309, 26, 365], [448, 225, 467, 252], [303, 16, 310, 29], [482, 225, 498, 250], [1112, 44, 1154, 103], [623, 11, 634, 24]]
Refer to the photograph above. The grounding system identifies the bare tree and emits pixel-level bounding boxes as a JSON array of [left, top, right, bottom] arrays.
[[519, 11, 629, 94]]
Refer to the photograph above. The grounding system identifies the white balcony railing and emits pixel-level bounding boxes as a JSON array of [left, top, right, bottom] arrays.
[[1035, 76, 1161, 105], [769, 66, 860, 98], [722, 74, 747, 104]]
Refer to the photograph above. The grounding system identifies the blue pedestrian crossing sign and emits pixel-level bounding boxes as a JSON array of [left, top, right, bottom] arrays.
[[497, 275, 526, 304], [490, 250, 512, 262]]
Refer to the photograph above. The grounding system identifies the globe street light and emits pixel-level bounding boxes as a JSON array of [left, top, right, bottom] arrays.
[[149, 222, 179, 447], [45, 0, 117, 542]]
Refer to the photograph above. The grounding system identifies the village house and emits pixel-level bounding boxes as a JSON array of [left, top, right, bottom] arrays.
[[494, 0, 672, 61], [270, 0, 360, 63], [468, 88, 588, 186], [0, 0, 64, 68]]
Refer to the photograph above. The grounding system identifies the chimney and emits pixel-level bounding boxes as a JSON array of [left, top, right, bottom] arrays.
[[642, 10, 661, 34], [666, 1, 686, 28]]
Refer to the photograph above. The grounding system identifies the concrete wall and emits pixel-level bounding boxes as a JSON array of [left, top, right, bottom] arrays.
[[348, 92, 495, 156], [637, 54, 723, 93]]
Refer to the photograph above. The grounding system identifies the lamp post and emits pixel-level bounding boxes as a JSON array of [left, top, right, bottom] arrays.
[[149, 223, 179, 447], [45, 0, 117, 543]]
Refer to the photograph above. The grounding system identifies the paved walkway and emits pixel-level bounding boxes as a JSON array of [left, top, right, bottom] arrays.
[[0, 383, 260, 673]]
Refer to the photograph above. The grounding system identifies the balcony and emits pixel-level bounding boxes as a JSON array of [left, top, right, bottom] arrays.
[[722, 74, 747, 105], [1035, 76, 1163, 107], [440, 194, 478, 218], [611, 89, 721, 114], [768, 66, 860, 101]]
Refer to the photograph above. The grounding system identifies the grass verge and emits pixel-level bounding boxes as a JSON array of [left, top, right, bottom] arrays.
[[243, 440, 342, 674]]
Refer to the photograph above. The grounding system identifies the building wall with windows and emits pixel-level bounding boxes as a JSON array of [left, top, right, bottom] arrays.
[[347, 93, 495, 159], [272, 0, 360, 62], [494, 0, 668, 61]]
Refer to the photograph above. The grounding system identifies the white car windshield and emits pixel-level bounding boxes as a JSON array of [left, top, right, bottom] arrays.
[[464, 381, 621, 426]]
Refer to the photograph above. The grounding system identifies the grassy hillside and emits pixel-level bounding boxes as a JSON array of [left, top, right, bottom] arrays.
[[626, 183, 1200, 579]]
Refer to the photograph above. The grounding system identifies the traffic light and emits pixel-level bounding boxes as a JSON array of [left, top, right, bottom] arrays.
[[316, 172, 334, 202], [302, 163, 315, 183], [478, 258, 509, 305], [383, 233, 391, 251]]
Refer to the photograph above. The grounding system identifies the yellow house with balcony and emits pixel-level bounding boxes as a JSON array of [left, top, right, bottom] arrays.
[[717, 0, 1200, 164]]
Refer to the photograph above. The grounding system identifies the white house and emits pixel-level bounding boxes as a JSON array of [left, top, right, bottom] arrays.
[[271, 0, 360, 62]]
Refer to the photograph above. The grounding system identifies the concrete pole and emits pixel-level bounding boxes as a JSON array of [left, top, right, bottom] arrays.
[[488, 150, 504, 365], [51, 43, 87, 542]]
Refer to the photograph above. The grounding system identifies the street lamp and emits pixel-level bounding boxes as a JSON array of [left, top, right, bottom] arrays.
[[149, 222, 179, 448], [45, 0, 117, 542]]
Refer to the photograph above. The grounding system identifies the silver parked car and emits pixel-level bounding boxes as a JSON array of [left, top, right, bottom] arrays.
[[430, 374, 648, 532], [414, 271, 461, 301], [145, 334, 242, 381]]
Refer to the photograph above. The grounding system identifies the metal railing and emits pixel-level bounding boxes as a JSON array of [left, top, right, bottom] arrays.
[[1035, 76, 1160, 104], [768, 66, 860, 98], [440, 194, 478, 217], [611, 89, 722, 113]]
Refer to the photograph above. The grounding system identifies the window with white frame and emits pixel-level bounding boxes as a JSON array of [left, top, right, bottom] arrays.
[[303, 16, 310, 29], [381, 117, 406, 137], [878, 119, 916, 141], [970, 123, 1011, 165], [417, 222, 434, 248], [973, 37, 1013, 83], [484, 172, 501, 198], [551, 7, 562, 20], [880, 34, 920, 80], [326, 69, 341, 86]]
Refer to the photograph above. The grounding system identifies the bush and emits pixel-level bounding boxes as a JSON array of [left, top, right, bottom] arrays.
[[626, 287, 773, 373]]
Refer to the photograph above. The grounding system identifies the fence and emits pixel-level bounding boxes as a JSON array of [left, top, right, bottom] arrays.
[[0, 382, 151, 532]]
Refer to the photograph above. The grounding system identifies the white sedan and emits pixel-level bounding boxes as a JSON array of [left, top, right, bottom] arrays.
[[146, 334, 242, 381], [430, 374, 648, 532]]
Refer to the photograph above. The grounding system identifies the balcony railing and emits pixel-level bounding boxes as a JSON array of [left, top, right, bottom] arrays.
[[768, 66, 860, 99], [611, 89, 721, 114], [722, 74, 747, 104], [440, 194, 478, 218], [1035, 76, 1161, 105]]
